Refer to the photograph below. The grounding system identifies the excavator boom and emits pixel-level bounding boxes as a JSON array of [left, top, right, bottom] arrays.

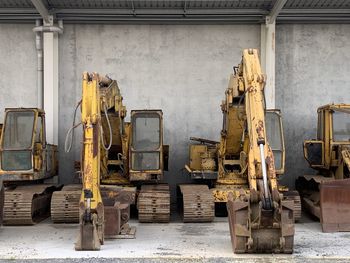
[[75, 73, 105, 250]]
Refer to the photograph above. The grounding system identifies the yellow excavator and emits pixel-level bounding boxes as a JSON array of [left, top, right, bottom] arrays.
[[296, 104, 350, 232], [0, 108, 59, 225], [181, 49, 296, 253], [51, 73, 169, 250]]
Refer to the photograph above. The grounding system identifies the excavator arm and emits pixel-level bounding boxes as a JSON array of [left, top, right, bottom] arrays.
[[226, 49, 294, 253], [240, 49, 279, 209], [75, 72, 126, 250]]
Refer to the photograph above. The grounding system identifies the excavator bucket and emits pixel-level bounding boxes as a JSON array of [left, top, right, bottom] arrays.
[[227, 193, 294, 253], [227, 197, 250, 253], [75, 213, 102, 251], [75, 197, 104, 251], [320, 178, 350, 232]]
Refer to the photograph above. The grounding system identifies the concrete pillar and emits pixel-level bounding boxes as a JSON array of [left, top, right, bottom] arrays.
[[260, 20, 275, 109], [43, 30, 59, 145]]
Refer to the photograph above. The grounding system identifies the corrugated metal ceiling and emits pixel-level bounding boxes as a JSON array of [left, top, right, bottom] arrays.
[[1, 0, 275, 9], [0, 0, 349, 23], [1, 0, 349, 9]]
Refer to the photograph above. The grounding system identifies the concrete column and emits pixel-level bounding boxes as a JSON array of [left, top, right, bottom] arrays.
[[260, 20, 275, 109], [43, 30, 59, 144]]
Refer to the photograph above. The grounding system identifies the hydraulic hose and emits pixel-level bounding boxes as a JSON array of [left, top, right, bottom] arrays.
[[64, 100, 82, 153], [100, 101, 113, 151]]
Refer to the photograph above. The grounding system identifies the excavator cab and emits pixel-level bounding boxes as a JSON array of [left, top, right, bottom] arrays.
[[0, 108, 57, 181], [297, 104, 350, 232], [304, 105, 350, 170]]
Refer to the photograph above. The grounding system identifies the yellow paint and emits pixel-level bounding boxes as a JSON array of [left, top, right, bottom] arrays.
[[81, 72, 103, 210]]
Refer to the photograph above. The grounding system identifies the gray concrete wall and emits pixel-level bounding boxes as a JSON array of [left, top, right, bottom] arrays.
[[1, 23, 350, 198], [58, 24, 260, 199], [276, 24, 350, 187], [0, 24, 37, 119]]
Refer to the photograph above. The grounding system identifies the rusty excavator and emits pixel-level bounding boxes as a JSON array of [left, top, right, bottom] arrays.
[[181, 49, 297, 253], [296, 104, 350, 232], [50, 73, 169, 250], [0, 108, 59, 225]]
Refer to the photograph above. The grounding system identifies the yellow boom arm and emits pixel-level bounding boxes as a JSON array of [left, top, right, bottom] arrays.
[[241, 49, 279, 207], [76, 72, 126, 250]]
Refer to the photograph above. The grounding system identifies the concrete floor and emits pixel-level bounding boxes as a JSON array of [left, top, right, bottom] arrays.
[[0, 214, 349, 262]]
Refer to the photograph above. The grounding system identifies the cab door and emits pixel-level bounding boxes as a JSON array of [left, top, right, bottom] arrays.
[[303, 110, 325, 168], [33, 112, 45, 173]]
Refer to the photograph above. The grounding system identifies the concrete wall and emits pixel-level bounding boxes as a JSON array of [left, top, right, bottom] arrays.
[[276, 24, 350, 187], [1, 23, 350, 198], [0, 24, 37, 119]]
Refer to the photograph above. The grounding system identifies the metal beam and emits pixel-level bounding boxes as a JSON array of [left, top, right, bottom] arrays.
[[30, 0, 51, 24], [2, 7, 348, 16], [266, 0, 287, 24], [280, 9, 350, 14], [1, 7, 350, 24], [52, 8, 268, 15]]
